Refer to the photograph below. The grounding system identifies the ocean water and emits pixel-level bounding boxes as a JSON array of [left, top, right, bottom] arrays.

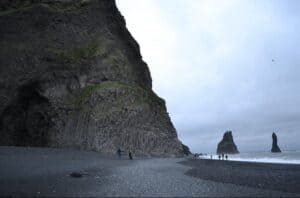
[[201, 151, 300, 164]]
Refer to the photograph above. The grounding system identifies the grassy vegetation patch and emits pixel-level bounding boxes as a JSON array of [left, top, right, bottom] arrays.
[[47, 40, 100, 64], [47, 36, 130, 69], [67, 81, 165, 111], [0, 5, 33, 16], [0, 0, 90, 16], [46, 0, 90, 12]]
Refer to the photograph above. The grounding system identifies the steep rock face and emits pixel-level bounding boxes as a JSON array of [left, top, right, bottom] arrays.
[[181, 144, 191, 156], [271, 132, 281, 153], [217, 131, 239, 154], [0, 0, 183, 156]]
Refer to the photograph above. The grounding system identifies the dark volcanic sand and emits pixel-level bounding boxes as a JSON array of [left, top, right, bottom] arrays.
[[1, 147, 299, 197], [179, 158, 300, 193]]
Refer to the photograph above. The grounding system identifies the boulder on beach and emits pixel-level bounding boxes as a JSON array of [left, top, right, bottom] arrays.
[[271, 132, 281, 153], [70, 172, 83, 178], [217, 131, 239, 154]]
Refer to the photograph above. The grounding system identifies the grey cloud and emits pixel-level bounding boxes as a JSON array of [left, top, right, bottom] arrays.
[[117, 0, 300, 153]]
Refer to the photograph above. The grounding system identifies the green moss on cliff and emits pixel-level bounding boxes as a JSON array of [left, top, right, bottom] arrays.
[[47, 0, 90, 12], [47, 37, 130, 69], [0, 5, 32, 16], [47, 40, 100, 64], [68, 81, 165, 111], [0, 0, 90, 16]]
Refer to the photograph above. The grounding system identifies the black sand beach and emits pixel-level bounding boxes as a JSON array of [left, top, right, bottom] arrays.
[[180, 158, 300, 194], [1, 147, 299, 197]]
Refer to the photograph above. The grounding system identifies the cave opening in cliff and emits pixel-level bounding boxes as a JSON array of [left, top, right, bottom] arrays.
[[0, 82, 52, 146]]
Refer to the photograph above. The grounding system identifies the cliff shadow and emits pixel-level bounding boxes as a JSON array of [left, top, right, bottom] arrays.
[[0, 81, 53, 146]]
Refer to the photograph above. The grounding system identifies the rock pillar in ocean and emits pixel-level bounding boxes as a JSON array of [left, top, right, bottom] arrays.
[[217, 131, 239, 154], [271, 132, 281, 153]]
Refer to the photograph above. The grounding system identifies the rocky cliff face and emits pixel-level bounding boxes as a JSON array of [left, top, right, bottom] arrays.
[[217, 131, 239, 154], [271, 132, 281, 153], [181, 144, 191, 156], [0, 0, 183, 156]]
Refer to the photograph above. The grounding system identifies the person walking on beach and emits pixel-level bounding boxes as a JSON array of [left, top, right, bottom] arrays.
[[225, 154, 228, 160], [221, 153, 224, 160], [117, 148, 122, 158], [218, 155, 221, 160], [128, 150, 133, 160]]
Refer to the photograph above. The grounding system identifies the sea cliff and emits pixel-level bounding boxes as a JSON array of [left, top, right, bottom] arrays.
[[0, 0, 183, 156]]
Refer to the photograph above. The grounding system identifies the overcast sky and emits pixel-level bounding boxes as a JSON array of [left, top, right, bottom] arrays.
[[116, 0, 300, 153]]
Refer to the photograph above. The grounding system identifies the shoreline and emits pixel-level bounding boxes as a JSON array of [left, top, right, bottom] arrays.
[[1, 146, 299, 197], [198, 151, 300, 165], [179, 158, 300, 193], [199, 156, 300, 165]]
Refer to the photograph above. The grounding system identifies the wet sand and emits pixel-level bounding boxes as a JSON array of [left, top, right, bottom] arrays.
[[180, 158, 300, 194], [0, 147, 299, 197]]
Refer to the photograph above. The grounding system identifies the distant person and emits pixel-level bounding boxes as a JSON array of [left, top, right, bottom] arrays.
[[128, 150, 133, 160], [225, 155, 228, 160], [117, 148, 122, 158], [218, 155, 221, 160], [221, 153, 224, 160]]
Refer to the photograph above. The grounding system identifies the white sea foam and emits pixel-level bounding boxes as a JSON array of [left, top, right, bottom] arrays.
[[199, 151, 300, 164], [227, 157, 300, 164]]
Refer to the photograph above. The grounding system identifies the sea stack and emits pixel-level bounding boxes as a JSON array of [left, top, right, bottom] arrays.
[[217, 131, 239, 154], [0, 0, 183, 156], [271, 132, 281, 153]]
